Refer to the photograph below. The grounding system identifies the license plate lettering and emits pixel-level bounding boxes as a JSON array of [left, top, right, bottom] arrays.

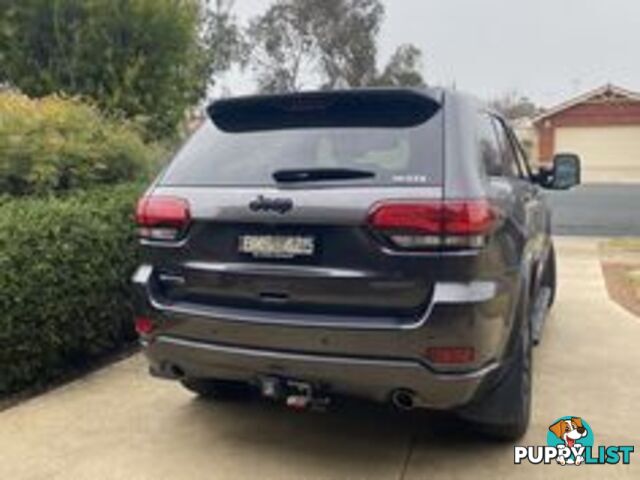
[[239, 235, 315, 258]]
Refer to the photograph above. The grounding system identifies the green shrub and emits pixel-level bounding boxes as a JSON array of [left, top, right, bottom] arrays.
[[0, 183, 143, 394], [0, 92, 162, 196], [1, 0, 208, 139]]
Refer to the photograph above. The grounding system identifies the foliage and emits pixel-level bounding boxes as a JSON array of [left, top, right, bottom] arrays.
[[203, 0, 247, 79], [0, 91, 161, 196], [246, 1, 318, 93], [374, 44, 425, 88], [245, 0, 425, 92], [0, 0, 211, 138], [490, 91, 542, 120], [0, 183, 143, 395], [307, 0, 383, 89]]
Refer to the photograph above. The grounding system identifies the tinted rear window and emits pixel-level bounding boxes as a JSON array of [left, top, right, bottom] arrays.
[[162, 96, 443, 187]]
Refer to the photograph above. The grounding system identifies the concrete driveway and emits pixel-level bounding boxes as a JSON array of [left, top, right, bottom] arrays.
[[1, 237, 639, 479]]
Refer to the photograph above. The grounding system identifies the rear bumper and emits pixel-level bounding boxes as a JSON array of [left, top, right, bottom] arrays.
[[134, 264, 517, 410], [145, 335, 500, 409]]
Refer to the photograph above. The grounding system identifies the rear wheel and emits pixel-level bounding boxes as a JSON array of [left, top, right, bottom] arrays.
[[180, 378, 254, 401], [458, 289, 532, 440], [543, 244, 557, 307]]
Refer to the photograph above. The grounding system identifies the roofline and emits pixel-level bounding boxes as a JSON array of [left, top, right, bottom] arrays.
[[533, 84, 640, 124]]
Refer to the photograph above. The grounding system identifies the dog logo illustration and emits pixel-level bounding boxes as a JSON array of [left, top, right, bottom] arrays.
[[515, 416, 634, 466], [548, 417, 589, 465]]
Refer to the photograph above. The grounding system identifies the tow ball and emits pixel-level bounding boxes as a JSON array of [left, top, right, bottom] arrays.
[[259, 376, 330, 411]]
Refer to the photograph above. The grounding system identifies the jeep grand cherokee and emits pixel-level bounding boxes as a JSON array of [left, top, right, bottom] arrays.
[[132, 88, 580, 439]]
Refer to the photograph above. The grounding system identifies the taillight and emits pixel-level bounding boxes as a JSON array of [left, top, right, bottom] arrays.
[[136, 196, 191, 241], [367, 200, 497, 250]]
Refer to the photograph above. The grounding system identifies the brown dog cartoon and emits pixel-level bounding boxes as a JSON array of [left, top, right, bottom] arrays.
[[549, 417, 588, 465]]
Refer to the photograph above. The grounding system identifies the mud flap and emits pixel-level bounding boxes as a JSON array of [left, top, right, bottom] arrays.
[[456, 269, 532, 432]]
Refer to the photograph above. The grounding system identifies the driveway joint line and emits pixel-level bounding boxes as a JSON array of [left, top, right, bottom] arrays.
[[397, 432, 415, 480]]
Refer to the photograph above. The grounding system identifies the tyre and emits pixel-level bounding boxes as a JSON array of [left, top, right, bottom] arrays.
[[543, 244, 557, 307], [458, 288, 533, 441], [180, 378, 254, 400]]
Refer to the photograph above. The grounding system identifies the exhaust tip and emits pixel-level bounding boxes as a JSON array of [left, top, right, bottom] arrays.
[[392, 390, 416, 411], [168, 364, 186, 379]]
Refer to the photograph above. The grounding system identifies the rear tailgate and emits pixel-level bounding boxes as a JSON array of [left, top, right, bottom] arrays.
[[140, 89, 445, 325], [143, 185, 443, 322]]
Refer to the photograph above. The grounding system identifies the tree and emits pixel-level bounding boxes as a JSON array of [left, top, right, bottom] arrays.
[[246, 1, 318, 93], [203, 1, 245, 81], [490, 91, 542, 120], [245, 0, 425, 93], [0, 0, 222, 138], [373, 44, 425, 88], [308, 0, 383, 89]]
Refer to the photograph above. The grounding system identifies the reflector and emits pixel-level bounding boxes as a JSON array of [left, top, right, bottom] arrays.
[[425, 347, 475, 364], [135, 316, 154, 336]]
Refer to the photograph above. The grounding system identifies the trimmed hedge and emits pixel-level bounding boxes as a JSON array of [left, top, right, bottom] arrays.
[[0, 92, 162, 196], [0, 184, 143, 394]]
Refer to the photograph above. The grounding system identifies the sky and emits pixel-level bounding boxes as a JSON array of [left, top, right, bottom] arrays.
[[223, 0, 640, 108]]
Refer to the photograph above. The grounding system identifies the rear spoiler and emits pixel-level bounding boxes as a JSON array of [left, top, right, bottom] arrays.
[[207, 89, 442, 133]]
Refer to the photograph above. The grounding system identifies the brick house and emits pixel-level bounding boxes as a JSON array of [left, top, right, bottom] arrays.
[[533, 84, 640, 182]]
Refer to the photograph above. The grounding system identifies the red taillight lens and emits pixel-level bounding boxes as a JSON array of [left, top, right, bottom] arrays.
[[136, 196, 190, 241], [368, 200, 496, 250], [135, 316, 154, 336], [440, 201, 496, 235], [368, 203, 442, 233], [425, 347, 476, 365]]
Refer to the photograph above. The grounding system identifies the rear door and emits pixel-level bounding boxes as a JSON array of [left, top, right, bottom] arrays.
[[490, 115, 548, 258], [140, 91, 446, 324]]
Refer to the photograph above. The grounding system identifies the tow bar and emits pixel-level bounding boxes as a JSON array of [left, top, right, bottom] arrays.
[[260, 376, 330, 411]]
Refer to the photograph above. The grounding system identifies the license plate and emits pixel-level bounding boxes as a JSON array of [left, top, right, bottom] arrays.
[[239, 235, 315, 259]]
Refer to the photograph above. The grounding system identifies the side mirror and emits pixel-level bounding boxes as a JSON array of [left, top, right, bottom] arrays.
[[539, 153, 581, 190]]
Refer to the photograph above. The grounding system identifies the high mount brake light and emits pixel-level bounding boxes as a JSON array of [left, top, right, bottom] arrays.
[[136, 196, 191, 241], [367, 200, 497, 250]]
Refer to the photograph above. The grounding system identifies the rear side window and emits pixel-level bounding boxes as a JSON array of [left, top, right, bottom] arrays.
[[477, 115, 502, 176], [161, 93, 444, 187], [491, 118, 523, 178]]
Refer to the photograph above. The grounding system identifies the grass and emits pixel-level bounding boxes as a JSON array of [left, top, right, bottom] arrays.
[[603, 238, 640, 252], [627, 269, 640, 286], [599, 238, 640, 318]]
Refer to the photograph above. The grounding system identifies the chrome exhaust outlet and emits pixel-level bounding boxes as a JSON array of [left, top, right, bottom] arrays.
[[392, 390, 416, 411], [168, 364, 186, 379]]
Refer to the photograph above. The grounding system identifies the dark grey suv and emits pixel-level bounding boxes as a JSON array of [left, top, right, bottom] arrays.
[[133, 88, 580, 439]]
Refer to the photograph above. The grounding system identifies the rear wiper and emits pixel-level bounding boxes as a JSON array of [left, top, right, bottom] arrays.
[[273, 168, 376, 183]]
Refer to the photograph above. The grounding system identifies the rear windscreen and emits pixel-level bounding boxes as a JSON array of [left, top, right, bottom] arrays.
[[161, 94, 443, 187]]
